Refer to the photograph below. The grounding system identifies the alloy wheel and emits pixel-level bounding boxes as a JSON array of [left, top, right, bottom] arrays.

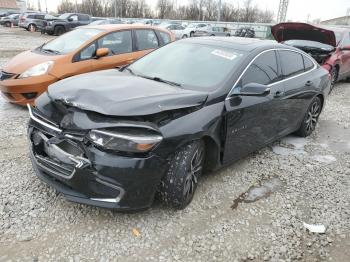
[[305, 100, 321, 132], [183, 148, 204, 202], [330, 67, 338, 90]]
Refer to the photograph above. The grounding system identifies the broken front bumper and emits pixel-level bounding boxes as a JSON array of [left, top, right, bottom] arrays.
[[27, 107, 168, 210]]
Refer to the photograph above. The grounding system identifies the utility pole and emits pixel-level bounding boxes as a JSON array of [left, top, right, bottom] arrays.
[[37, 0, 41, 12], [115, 0, 117, 18], [277, 0, 289, 23], [75, 0, 78, 13], [346, 8, 350, 25], [44, 0, 47, 13], [217, 0, 221, 21]]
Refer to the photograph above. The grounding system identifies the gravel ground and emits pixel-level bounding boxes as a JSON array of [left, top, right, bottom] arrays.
[[0, 27, 349, 262]]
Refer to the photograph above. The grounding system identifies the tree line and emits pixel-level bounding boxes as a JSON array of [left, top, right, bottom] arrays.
[[56, 0, 274, 23]]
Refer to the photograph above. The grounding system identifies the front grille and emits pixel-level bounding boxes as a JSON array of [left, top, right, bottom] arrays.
[[0, 71, 16, 81]]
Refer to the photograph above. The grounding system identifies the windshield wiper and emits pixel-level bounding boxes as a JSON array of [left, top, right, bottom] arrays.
[[123, 67, 134, 75], [41, 48, 60, 54], [138, 75, 182, 87]]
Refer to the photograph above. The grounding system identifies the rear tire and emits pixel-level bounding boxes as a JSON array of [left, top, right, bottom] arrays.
[[295, 97, 322, 137], [330, 66, 339, 92], [160, 140, 205, 209], [5, 21, 11, 27], [54, 26, 65, 36], [182, 34, 188, 38], [190, 31, 194, 37]]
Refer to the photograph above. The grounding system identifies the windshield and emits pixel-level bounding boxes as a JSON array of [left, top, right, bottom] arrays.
[[58, 13, 71, 20], [128, 42, 246, 91], [41, 28, 102, 54]]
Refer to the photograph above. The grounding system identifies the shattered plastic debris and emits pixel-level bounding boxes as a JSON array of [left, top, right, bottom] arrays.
[[303, 222, 326, 233], [132, 228, 141, 237]]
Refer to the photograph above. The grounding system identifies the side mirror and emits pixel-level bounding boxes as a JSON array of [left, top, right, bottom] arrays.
[[239, 83, 270, 96], [341, 45, 350, 51], [95, 48, 109, 58], [68, 17, 73, 22]]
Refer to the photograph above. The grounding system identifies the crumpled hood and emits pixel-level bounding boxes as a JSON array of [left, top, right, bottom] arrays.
[[271, 22, 337, 47], [46, 69, 208, 116], [3, 50, 61, 74]]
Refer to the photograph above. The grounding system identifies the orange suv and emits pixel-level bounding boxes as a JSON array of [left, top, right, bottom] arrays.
[[0, 24, 174, 105]]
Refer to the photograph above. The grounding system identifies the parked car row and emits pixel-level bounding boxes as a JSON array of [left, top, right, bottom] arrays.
[[1, 21, 349, 211]]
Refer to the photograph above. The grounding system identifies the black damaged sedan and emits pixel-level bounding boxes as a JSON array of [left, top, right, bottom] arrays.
[[28, 37, 331, 210]]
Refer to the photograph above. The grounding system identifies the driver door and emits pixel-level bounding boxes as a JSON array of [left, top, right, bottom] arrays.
[[223, 50, 284, 165]]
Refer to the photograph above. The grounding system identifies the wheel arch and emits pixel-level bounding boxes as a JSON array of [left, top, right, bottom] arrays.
[[201, 135, 221, 172]]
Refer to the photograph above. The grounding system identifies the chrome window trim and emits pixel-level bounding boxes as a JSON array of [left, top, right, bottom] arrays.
[[226, 48, 317, 99]]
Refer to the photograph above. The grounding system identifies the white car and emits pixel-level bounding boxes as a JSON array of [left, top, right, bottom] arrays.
[[158, 23, 185, 40], [181, 23, 209, 38]]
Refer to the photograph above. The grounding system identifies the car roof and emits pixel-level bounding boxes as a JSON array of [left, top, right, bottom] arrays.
[[81, 24, 170, 33], [183, 37, 283, 52]]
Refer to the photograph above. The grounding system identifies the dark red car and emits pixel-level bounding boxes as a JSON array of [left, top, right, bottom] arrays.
[[272, 23, 350, 88]]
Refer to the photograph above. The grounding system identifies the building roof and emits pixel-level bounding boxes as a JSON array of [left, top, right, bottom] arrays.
[[322, 16, 350, 23], [0, 0, 18, 9]]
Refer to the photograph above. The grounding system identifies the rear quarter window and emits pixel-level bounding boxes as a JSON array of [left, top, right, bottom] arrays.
[[158, 31, 171, 45]]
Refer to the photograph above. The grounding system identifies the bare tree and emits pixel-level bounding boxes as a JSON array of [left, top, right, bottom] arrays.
[[55, 0, 274, 22]]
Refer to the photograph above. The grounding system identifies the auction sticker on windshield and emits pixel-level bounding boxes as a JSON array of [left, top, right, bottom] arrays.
[[211, 49, 239, 60]]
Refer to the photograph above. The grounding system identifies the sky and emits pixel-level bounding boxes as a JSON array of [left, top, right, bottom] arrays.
[[32, 0, 350, 22]]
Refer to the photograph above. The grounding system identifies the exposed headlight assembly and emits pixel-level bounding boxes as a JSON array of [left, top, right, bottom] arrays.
[[88, 129, 163, 153], [19, 61, 54, 79]]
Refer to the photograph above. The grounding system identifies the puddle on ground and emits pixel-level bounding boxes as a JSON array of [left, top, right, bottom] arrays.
[[272, 136, 307, 156], [231, 177, 285, 209]]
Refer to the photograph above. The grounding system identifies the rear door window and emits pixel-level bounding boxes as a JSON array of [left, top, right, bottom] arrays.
[[35, 14, 45, 19], [97, 30, 132, 55], [78, 14, 90, 21], [135, 29, 159, 51], [240, 50, 280, 86], [279, 50, 305, 78]]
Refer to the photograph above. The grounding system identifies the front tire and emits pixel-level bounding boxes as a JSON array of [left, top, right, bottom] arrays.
[[54, 26, 65, 36], [182, 34, 188, 38], [160, 140, 205, 209], [28, 23, 36, 32], [296, 97, 322, 137]]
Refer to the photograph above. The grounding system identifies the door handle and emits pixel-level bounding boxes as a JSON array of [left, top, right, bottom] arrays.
[[274, 91, 284, 98], [305, 80, 313, 86], [127, 59, 135, 63]]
